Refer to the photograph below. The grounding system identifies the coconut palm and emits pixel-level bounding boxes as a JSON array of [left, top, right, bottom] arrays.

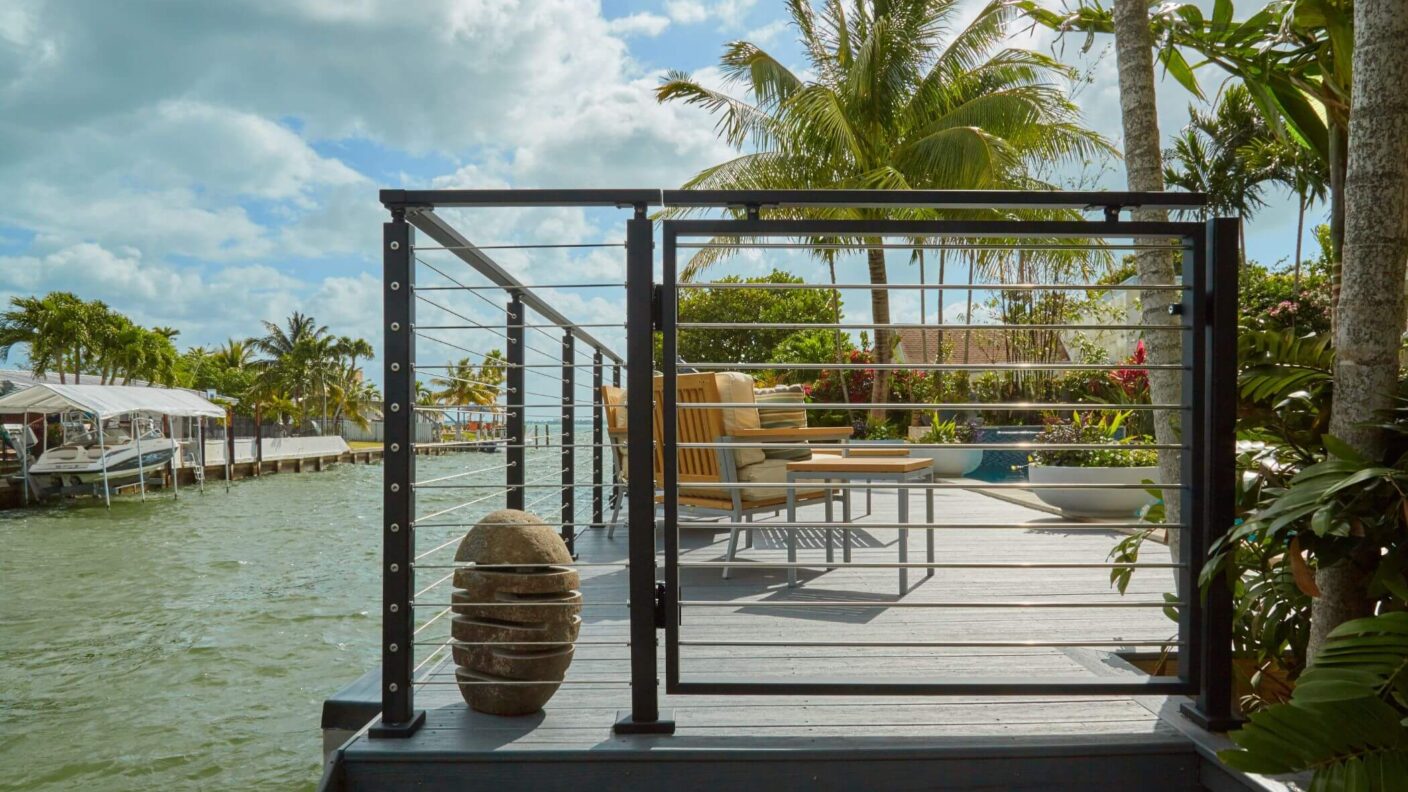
[[657, 0, 1112, 415], [211, 339, 255, 371], [250, 312, 332, 430], [0, 292, 95, 383], [334, 336, 375, 375], [0, 295, 67, 381]]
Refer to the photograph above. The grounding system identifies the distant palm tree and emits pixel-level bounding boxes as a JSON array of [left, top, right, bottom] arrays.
[[0, 292, 96, 383], [335, 336, 375, 376], [657, 0, 1111, 416], [250, 312, 331, 430], [211, 339, 254, 370]]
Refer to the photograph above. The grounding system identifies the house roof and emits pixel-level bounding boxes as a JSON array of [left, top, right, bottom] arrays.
[[896, 327, 1070, 365]]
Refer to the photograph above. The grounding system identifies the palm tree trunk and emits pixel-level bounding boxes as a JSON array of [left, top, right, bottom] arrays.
[[1310, 0, 1408, 659], [1112, 0, 1182, 574], [867, 244, 891, 424], [1327, 124, 1348, 333], [828, 260, 853, 413], [1293, 191, 1306, 292]]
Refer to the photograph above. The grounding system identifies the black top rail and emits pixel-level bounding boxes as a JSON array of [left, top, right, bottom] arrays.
[[404, 208, 624, 364], [382, 188, 1206, 213]]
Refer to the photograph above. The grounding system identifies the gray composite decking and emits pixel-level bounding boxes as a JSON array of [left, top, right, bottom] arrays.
[[327, 488, 1270, 791]]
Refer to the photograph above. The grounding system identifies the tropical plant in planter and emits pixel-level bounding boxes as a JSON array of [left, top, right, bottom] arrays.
[[907, 414, 983, 476], [854, 418, 903, 443], [1027, 411, 1159, 518]]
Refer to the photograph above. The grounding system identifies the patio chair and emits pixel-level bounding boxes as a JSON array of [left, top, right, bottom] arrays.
[[656, 373, 852, 578], [600, 385, 628, 539]]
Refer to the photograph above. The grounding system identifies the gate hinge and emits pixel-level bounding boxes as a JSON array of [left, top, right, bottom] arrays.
[[651, 284, 663, 331], [653, 581, 668, 629]]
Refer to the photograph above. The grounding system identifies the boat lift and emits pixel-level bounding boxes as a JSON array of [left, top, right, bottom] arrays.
[[0, 384, 226, 507]]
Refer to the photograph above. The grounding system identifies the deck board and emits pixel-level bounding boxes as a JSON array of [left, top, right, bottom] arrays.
[[334, 486, 1206, 790]]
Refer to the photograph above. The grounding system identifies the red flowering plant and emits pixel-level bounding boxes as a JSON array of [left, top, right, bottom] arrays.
[[1109, 339, 1150, 399]]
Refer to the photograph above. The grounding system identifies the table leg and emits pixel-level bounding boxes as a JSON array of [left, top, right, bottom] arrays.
[[824, 479, 834, 567], [898, 482, 909, 596], [926, 472, 935, 578], [842, 484, 852, 563], [786, 477, 798, 587]]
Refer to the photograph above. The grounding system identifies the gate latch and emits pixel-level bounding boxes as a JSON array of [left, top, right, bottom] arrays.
[[653, 581, 668, 628]]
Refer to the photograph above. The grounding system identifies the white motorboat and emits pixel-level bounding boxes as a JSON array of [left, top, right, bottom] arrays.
[[28, 413, 178, 488]]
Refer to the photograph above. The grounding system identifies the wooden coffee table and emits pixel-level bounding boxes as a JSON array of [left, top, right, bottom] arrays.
[[784, 456, 935, 595]]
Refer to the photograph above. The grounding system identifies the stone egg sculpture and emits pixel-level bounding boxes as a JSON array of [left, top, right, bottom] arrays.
[[451, 509, 581, 716]]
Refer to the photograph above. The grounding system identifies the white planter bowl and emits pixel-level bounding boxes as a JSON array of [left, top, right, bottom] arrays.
[[906, 428, 982, 476], [1027, 465, 1159, 518]]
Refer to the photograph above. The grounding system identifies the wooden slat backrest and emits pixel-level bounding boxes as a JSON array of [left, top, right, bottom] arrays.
[[652, 373, 726, 488], [600, 385, 627, 479]]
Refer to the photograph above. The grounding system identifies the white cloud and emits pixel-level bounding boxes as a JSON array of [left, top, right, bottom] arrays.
[[745, 18, 790, 47], [665, 0, 757, 27], [607, 12, 670, 37], [665, 0, 710, 24], [0, 242, 386, 363]]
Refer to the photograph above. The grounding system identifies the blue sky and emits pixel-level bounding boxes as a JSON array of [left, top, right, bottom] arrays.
[[0, 0, 1319, 383]]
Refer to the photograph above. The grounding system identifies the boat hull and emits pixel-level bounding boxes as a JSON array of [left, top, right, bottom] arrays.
[[30, 442, 178, 486]]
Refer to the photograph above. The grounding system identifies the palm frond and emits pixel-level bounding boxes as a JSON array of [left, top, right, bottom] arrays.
[[721, 42, 803, 110], [656, 73, 778, 150]]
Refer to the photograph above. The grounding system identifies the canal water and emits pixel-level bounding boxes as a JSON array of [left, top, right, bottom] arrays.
[[0, 446, 588, 790]]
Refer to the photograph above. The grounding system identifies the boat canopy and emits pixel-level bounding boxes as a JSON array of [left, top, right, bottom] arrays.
[[0, 384, 225, 420]]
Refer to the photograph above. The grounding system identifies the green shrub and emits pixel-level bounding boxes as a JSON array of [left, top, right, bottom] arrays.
[[1029, 411, 1157, 467]]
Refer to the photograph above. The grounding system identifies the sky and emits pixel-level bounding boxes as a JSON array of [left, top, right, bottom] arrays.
[[0, 0, 1320, 383]]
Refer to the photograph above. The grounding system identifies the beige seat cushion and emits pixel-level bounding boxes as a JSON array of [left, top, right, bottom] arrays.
[[713, 372, 765, 467], [679, 458, 827, 502], [732, 458, 824, 500]]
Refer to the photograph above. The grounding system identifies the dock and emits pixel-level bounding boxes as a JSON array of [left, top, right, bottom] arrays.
[[324, 489, 1285, 791]]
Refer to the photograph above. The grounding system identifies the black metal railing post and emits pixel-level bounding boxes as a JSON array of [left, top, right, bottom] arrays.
[[506, 291, 525, 511], [561, 331, 576, 555], [615, 204, 674, 734], [1182, 216, 1240, 731], [592, 350, 604, 534], [371, 207, 425, 737]]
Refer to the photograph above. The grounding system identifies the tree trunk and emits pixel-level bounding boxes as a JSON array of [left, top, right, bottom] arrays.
[[1327, 124, 1348, 334], [1112, 0, 1183, 576], [867, 245, 892, 424], [828, 260, 853, 415], [1311, 0, 1408, 659]]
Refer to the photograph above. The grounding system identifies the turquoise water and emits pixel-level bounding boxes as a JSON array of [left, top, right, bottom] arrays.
[[0, 449, 580, 791]]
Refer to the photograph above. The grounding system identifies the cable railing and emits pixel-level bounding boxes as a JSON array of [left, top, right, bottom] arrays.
[[370, 188, 1240, 740]]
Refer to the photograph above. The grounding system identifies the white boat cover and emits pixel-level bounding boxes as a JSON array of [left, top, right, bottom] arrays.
[[0, 384, 226, 419]]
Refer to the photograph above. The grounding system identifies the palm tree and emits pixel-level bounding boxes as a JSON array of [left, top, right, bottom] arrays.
[[1312, 0, 1408, 658], [1163, 86, 1277, 227], [0, 295, 64, 380], [657, 0, 1111, 416], [250, 312, 331, 430], [1105, 0, 1184, 573], [335, 336, 375, 376], [211, 339, 254, 371]]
